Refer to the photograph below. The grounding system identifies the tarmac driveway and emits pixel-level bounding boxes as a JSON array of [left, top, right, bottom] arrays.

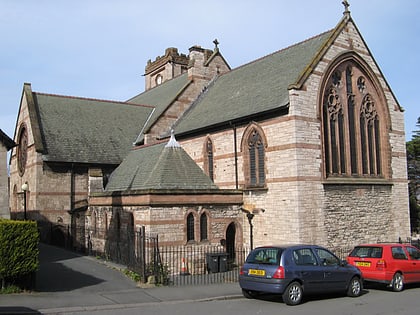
[[36, 243, 137, 293], [0, 244, 241, 314]]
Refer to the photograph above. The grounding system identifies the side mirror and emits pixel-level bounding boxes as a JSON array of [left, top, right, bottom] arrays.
[[341, 260, 348, 267]]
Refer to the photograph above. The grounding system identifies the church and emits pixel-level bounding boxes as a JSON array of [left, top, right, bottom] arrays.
[[9, 3, 410, 259]]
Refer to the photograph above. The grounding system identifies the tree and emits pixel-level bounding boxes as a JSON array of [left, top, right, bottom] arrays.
[[407, 117, 420, 234]]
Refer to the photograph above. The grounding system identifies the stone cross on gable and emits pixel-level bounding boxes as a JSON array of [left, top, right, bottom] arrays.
[[342, 0, 350, 14]]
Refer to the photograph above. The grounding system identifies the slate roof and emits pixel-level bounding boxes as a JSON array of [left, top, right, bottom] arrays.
[[173, 30, 333, 136], [127, 73, 191, 144], [0, 129, 16, 150], [33, 93, 154, 164], [105, 137, 218, 192]]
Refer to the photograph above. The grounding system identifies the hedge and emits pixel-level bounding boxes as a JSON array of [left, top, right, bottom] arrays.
[[0, 219, 39, 288]]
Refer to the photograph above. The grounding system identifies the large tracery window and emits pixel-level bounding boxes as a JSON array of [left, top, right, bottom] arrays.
[[322, 59, 387, 179]]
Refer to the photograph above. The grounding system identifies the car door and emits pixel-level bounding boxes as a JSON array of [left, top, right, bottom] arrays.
[[390, 246, 413, 282], [314, 247, 349, 291], [404, 245, 420, 282], [292, 248, 324, 292]]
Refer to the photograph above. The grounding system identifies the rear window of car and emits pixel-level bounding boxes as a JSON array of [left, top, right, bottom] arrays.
[[349, 246, 383, 258], [246, 247, 282, 265]]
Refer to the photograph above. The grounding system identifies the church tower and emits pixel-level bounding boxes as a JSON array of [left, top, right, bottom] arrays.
[[144, 47, 189, 90]]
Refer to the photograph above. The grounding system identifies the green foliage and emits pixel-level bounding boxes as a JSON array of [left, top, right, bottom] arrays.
[[407, 117, 420, 233], [0, 284, 22, 294], [0, 219, 39, 281], [123, 269, 141, 282]]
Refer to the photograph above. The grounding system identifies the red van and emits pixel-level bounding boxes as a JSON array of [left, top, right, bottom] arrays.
[[347, 243, 420, 291]]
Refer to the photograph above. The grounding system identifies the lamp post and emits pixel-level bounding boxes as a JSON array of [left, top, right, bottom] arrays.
[[21, 182, 28, 220], [247, 212, 255, 250]]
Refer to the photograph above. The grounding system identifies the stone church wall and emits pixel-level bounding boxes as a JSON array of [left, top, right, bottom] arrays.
[[87, 203, 243, 257], [0, 142, 9, 218], [178, 20, 410, 249]]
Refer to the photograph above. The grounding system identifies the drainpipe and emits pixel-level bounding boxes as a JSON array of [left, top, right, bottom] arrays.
[[70, 163, 75, 211]]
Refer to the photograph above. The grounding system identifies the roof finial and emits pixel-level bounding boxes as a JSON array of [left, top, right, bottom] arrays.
[[165, 130, 181, 148], [342, 0, 350, 15], [213, 39, 219, 51]]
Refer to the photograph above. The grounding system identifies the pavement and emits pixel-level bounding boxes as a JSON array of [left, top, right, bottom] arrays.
[[0, 244, 242, 315]]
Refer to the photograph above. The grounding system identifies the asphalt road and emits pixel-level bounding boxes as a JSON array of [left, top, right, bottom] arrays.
[[2, 244, 420, 314], [57, 285, 420, 315]]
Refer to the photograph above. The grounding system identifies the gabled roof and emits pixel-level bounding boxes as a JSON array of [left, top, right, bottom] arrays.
[[32, 92, 154, 164], [173, 30, 333, 136], [127, 73, 191, 144], [0, 129, 16, 150], [105, 136, 218, 192]]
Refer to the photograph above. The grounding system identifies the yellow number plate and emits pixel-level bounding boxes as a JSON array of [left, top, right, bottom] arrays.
[[249, 269, 266, 276], [356, 261, 371, 267]]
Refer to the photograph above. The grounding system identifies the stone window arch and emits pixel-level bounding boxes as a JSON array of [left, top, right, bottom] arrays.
[[186, 212, 195, 242], [200, 212, 208, 242], [241, 123, 267, 188], [203, 136, 214, 181], [320, 54, 390, 179], [17, 124, 28, 176]]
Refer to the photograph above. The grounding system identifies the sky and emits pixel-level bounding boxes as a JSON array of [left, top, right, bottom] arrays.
[[0, 0, 419, 142]]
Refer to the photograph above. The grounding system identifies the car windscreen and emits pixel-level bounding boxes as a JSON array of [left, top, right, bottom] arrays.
[[349, 246, 383, 258], [246, 247, 282, 265]]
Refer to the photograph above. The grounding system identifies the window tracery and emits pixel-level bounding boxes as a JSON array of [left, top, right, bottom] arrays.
[[322, 59, 387, 179]]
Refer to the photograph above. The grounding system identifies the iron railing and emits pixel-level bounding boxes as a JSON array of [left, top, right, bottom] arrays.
[[39, 222, 420, 286]]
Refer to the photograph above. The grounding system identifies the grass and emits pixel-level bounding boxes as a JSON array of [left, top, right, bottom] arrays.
[[0, 285, 22, 294]]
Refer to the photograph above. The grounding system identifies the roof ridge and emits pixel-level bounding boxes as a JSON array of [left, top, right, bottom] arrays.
[[222, 29, 334, 76], [127, 72, 188, 102], [132, 139, 167, 151], [34, 91, 154, 108]]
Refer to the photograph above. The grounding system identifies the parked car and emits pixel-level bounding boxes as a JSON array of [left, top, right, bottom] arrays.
[[347, 243, 420, 292], [239, 244, 362, 305]]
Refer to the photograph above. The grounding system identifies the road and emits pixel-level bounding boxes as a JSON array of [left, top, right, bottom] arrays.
[[42, 285, 420, 315]]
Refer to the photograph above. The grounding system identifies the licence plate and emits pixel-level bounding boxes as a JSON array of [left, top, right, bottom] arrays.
[[356, 261, 371, 267], [248, 269, 265, 276]]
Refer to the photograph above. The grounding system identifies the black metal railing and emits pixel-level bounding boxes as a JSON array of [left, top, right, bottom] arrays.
[[39, 221, 420, 286]]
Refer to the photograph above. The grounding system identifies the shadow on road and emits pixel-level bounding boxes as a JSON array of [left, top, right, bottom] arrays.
[[0, 306, 41, 314], [36, 243, 104, 292]]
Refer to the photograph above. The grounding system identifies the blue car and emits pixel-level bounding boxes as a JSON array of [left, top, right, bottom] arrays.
[[239, 244, 362, 305]]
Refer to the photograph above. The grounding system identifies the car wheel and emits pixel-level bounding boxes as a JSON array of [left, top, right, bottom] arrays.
[[242, 289, 257, 299], [347, 276, 362, 297], [391, 272, 404, 292], [282, 281, 303, 306]]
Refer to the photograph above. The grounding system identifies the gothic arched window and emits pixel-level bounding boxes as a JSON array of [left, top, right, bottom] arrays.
[[322, 58, 387, 179], [186, 213, 195, 242], [242, 124, 267, 188], [200, 213, 208, 241], [17, 125, 28, 176]]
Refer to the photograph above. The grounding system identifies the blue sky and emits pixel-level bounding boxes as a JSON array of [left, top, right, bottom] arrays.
[[1, 0, 418, 141]]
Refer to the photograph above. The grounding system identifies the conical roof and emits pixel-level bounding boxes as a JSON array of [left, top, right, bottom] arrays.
[[105, 135, 218, 192]]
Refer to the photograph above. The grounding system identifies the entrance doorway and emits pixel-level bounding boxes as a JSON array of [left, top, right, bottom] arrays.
[[226, 222, 236, 261]]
